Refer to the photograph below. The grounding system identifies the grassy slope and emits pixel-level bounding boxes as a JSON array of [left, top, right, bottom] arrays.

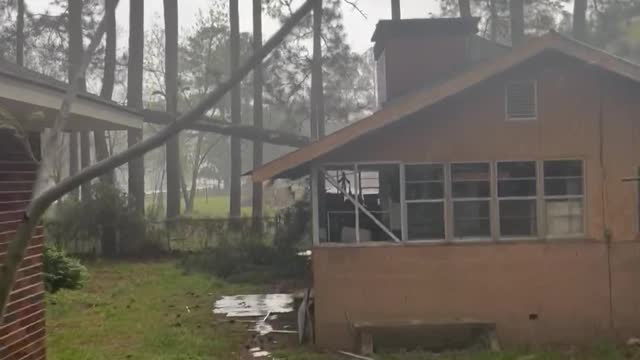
[[47, 261, 634, 360]]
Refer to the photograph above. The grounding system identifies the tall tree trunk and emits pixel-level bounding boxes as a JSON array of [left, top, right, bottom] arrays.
[[391, 0, 400, 20], [187, 134, 204, 214], [16, 0, 24, 66], [229, 0, 242, 218], [489, 0, 498, 41], [79, 130, 90, 200], [573, 0, 587, 42], [96, 0, 116, 185], [127, 0, 145, 216], [252, 0, 264, 228], [312, 0, 325, 139], [459, 0, 471, 18], [509, 0, 525, 46], [68, 0, 85, 201], [68, 132, 79, 200], [164, 0, 181, 219]]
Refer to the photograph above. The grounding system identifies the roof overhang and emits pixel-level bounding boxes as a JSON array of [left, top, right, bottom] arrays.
[[251, 32, 640, 183], [0, 69, 142, 131]]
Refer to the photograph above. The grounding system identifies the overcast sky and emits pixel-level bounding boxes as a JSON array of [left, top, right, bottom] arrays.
[[26, 0, 442, 53]]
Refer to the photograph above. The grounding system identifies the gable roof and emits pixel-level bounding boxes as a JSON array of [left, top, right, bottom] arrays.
[[251, 32, 640, 183]]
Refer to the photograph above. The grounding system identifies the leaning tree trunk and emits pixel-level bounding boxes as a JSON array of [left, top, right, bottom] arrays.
[[68, 0, 85, 201], [16, 0, 25, 67], [459, 0, 471, 18], [229, 0, 242, 219], [311, 0, 325, 139], [127, 0, 145, 216], [95, 0, 116, 186], [573, 0, 587, 42], [391, 0, 400, 20], [510, 0, 525, 46], [164, 0, 181, 219], [252, 0, 264, 229]]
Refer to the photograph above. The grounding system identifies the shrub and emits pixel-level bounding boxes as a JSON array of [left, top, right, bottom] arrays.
[[43, 245, 88, 293]]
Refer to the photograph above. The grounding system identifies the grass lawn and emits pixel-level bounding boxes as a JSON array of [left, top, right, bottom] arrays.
[[147, 195, 275, 218], [47, 260, 639, 360]]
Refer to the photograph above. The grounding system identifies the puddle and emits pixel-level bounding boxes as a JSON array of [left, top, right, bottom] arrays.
[[213, 294, 294, 318]]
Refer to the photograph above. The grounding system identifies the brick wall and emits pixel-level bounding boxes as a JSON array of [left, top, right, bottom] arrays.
[[0, 130, 45, 360]]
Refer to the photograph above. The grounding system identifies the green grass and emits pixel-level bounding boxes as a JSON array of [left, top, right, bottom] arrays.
[[47, 260, 638, 360], [146, 195, 275, 218]]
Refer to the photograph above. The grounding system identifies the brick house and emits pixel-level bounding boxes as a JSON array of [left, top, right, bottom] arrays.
[[0, 59, 142, 360], [252, 18, 640, 352]]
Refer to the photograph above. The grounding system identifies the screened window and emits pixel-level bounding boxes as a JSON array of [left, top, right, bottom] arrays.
[[497, 161, 537, 237], [451, 163, 491, 239], [506, 81, 537, 120], [544, 160, 584, 236], [405, 164, 445, 240]]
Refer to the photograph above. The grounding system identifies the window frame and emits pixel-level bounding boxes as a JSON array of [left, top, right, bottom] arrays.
[[403, 163, 447, 242], [450, 161, 493, 241], [495, 160, 539, 240], [541, 159, 586, 239], [505, 80, 538, 122]]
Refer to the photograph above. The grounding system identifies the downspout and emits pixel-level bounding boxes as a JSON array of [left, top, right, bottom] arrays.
[[598, 72, 615, 333]]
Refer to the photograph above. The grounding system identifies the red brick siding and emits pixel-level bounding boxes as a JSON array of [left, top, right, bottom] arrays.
[[0, 130, 45, 360]]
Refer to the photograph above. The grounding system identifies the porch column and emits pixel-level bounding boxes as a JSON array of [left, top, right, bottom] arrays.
[[311, 166, 320, 245]]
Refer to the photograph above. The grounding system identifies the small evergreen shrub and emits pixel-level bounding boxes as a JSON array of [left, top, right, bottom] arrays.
[[43, 245, 88, 293]]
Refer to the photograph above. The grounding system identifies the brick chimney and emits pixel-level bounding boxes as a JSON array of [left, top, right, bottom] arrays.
[[372, 17, 481, 105]]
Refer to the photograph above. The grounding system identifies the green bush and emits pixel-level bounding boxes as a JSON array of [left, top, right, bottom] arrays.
[[43, 245, 88, 293]]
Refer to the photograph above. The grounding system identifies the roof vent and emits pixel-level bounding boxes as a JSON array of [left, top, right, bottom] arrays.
[[506, 81, 537, 120]]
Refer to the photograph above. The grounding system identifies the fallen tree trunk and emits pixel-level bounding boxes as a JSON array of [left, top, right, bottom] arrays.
[[143, 109, 309, 148]]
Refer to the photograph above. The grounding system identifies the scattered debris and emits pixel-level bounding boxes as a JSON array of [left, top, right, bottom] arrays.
[[337, 350, 374, 360], [214, 294, 294, 318], [628, 338, 640, 346]]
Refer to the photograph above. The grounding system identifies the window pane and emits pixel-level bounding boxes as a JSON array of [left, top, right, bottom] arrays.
[[407, 202, 444, 240], [498, 161, 536, 179], [453, 200, 491, 238], [499, 199, 537, 237], [544, 160, 582, 178], [498, 179, 536, 197], [452, 181, 490, 198], [451, 163, 489, 181], [546, 199, 584, 235], [358, 164, 401, 241], [406, 164, 443, 182], [544, 178, 583, 196], [406, 182, 444, 200]]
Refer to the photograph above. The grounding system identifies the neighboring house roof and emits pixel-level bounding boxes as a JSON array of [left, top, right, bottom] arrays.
[[0, 58, 142, 130], [251, 31, 640, 183]]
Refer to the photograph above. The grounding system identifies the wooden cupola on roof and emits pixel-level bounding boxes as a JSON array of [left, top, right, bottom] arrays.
[[372, 17, 481, 105]]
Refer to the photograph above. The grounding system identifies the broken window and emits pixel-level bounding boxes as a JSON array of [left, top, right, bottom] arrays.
[[451, 163, 491, 239], [405, 164, 445, 240], [543, 160, 584, 236], [321, 166, 356, 243], [497, 161, 537, 237], [357, 164, 401, 241]]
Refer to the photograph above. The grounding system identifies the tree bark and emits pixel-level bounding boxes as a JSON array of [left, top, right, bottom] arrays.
[[16, 0, 24, 67], [509, 0, 525, 46], [127, 0, 145, 216], [573, 0, 587, 42], [95, 0, 116, 185], [489, 0, 498, 41], [164, 0, 181, 219], [68, 0, 85, 201], [391, 0, 400, 20], [0, 0, 314, 319], [311, 0, 325, 139], [459, 0, 471, 18], [252, 0, 264, 227], [229, 0, 242, 218]]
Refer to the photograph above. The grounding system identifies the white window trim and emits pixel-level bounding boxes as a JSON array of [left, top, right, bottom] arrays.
[[495, 160, 539, 240], [403, 163, 447, 242], [450, 162, 493, 242], [541, 159, 587, 239], [505, 80, 538, 121]]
